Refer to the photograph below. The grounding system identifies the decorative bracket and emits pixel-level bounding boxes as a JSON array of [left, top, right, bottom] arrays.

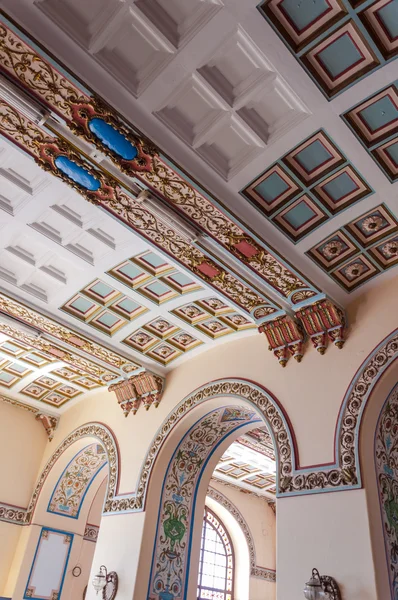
[[109, 372, 164, 417], [258, 315, 304, 367], [35, 413, 59, 441], [295, 299, 346, 355]]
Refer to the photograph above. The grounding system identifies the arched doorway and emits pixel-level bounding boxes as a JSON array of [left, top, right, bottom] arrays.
[[10, 423, 118, 600]]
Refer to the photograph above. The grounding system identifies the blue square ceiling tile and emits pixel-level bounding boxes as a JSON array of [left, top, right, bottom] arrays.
[[280, 0, 331, 32], [254, 172, 290, 203], [386, 141, 398, 165], [295, 140, 333, 172], [283, 201, 317, 229], [317, 33, 364, 79], [377, 0, 398, 40], [322, 172, 359, 201], [359, 96, 398, 132]]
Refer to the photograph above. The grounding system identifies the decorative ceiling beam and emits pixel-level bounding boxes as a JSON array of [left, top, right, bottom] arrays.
[[0, 14, 348, 365], [0, 15, 325, 311]]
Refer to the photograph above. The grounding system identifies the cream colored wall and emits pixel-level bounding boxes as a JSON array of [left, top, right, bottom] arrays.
[[2, 275, 398, 599], [207, 480, 276, 600], [0, 403, 47, 506], [277, 489, 377, 600], [0, 402, 47, 596], [0, 523, 21, 594], [69, 478, 108, 600]]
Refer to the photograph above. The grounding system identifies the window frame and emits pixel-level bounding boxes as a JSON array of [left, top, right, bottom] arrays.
[[197, 506, 235, 600]]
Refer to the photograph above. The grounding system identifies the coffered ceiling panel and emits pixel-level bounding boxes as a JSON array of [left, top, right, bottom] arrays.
[[0, 0, 397, 405]]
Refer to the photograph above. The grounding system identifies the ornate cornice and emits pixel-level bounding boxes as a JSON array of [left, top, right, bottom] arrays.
[[207, 486, 276, 582], [0, 17, 325, 313]]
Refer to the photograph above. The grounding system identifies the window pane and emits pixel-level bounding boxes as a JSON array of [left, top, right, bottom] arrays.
[[198, 508, 234, 600]]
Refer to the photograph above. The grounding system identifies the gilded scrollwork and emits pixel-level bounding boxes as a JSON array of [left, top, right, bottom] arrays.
[[0, 24, 85, 119], [0, 101, 273, 313], [0, 292, 138, 376], [0, 20, 319, 304]]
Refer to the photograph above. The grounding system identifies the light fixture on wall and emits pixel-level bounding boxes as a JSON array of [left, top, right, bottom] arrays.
[[303, 568, 341, 600], [92, 565, 118, 599]]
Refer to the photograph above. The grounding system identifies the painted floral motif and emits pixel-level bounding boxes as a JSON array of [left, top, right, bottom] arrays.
[[48, 444, 107, 518], [375, 384, 398, 600], [320, 239, 346, 259], [150, 407, 259, 600], [360, 214, 385, 235], [342, 261, 367, 280], [381, 241, 398, 259]]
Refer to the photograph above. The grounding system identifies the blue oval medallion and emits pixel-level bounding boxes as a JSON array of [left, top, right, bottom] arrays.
[[54, 156, 100, 191], [88, 118, 138, 161]]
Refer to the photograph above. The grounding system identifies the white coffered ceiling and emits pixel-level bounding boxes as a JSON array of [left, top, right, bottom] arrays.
[[0, 0, 397, 412], [2, 0, 397, 305]]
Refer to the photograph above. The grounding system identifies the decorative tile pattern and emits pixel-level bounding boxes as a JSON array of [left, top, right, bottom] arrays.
[[260, 0, 348, 52], [331, 254, 380, 290], [259, 1, 397, 99], [62, 278, 147, 335], [343, 81, 398, 182], [345, 204, 398, 247], [307, 203, 398, 290], [359, 0, 398, 60], [146, 342, 182, 365], [307, 230, 360, 269], [241, 164, 302, 215], [242, 129, 372, 242], [197, 319, 234, 339], [273, 194, 328, 241], [48, 444, 107, 518], [312, 165, 372, 214], [368, 234, 398, 268], [283, 130, 345, 185]]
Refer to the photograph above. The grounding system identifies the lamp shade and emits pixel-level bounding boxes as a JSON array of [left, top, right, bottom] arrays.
[[92, 566, 107, 594]]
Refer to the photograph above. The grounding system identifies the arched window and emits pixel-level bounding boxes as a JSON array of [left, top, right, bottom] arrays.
[[198, 507, 234, 600]]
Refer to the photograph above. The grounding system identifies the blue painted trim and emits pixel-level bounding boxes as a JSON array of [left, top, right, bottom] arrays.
[[24, 526, 74, 600], [147, 405, 260, 599], [47, 444, 107, 520]]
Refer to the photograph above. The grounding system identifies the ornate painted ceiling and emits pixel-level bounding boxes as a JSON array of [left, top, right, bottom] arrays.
[[0, 0, 397, 413], [213, 427, 277, 499]]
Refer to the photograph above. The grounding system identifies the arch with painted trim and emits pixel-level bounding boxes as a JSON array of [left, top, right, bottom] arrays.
[[25, 422, 119, 523], [106, 331, 398, 515]]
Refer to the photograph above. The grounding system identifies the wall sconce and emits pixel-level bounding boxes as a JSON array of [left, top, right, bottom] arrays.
[[303, 568, 341, 600], [92, 565, 118, 599]]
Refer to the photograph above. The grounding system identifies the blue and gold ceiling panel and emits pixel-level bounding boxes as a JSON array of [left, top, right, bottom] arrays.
[[258, 0, 398, 99], [342, 81, 398, 182], [241, 129, 373, 243], [307, 203, 398, 290]]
